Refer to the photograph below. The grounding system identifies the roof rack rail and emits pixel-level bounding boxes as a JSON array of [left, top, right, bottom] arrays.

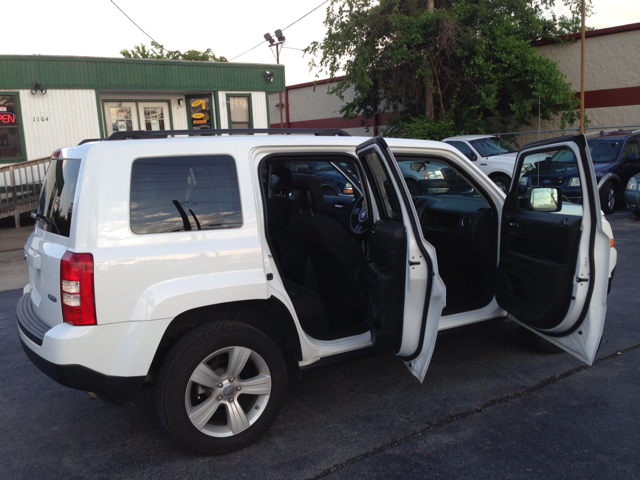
[[77, 128, 351, 145]]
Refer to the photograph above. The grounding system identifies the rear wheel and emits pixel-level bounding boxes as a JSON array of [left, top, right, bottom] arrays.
[[491, 174, 511, 194], [157, 321, 287, 454], [599, 181, 617, 214]]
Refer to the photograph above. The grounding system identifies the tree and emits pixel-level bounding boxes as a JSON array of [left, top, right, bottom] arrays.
[[120, 41, 227, 62], [306, 0, 588, 139]]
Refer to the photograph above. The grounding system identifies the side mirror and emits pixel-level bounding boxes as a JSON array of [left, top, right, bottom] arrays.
[[625, 154, 640, 163], [410, 162, 426, 172], [526, 187, 562, 212]]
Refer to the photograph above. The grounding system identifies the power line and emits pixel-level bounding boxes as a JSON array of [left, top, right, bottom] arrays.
[[110, 0, 162, 47], [229, 0, 330, 62]]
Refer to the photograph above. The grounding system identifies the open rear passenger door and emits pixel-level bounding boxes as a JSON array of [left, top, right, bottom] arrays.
[[356, 138, 446, 382], [497, 135, 611, 364]]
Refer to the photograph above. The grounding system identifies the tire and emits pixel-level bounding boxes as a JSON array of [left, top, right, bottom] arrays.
[[518, 327, 564, 354], [491, 174, 511, 194], [599, 181, 617, 214], [157, 320, 287, 454]]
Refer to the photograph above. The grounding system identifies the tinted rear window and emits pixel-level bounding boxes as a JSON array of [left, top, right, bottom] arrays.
[[130, 155, 242, 234], [37, 159, 81, 238]]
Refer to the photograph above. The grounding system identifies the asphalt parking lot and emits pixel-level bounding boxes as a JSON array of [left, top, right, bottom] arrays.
[[1, 210, 639, 479]]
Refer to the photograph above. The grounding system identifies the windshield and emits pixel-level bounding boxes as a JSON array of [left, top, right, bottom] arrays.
[[396, 157, 481, 198], [588, 139, 623, 163], [469, 137, 517, 157]]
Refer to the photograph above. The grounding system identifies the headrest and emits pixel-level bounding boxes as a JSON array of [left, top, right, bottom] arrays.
[[270, 167, 294, 195], [293, 178, 325, 211]]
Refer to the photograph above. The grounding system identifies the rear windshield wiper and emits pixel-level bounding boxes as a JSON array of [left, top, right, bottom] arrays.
[[31, 211, 60, 234]]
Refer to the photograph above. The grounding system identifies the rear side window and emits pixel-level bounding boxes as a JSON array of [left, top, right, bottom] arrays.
[[130, 155, 242, 234], [37, 159, 81, 238]]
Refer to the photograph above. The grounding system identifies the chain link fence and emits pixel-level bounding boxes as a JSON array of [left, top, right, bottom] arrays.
[[492, 125, 640, 149]]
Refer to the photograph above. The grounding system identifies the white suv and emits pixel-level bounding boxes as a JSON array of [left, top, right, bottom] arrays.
[[18, 129, 616, 454], [443, 135, 520, 192]]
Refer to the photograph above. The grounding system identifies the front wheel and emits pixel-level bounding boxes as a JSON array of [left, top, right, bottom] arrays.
[[599, 181, 617, 214], [491, 174, 511, 194], [157, 321, 287, 454]]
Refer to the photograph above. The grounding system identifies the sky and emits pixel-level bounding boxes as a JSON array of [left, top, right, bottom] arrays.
[[3, 0, 640, 86]]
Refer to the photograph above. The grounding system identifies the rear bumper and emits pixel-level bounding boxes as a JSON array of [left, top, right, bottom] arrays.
[[19, 337, 145, 404], [16, 293, 169, 404]]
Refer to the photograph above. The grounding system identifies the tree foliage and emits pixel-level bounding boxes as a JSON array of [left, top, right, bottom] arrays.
[[120, 41, 227, 62], [307, 0, 590, 138]]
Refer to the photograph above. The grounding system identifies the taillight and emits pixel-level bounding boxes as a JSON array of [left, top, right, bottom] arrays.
[[51, 149, 61, 159], [60, 252, 96, 325]]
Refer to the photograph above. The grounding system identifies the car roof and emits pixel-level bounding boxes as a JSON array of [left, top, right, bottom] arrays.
[[589, 129, 640, 140], [442, 135, 495, 142], [63, 134, 462, 158]]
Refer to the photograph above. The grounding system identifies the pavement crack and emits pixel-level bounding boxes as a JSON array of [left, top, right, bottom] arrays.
[[306, 342, 640, 480]]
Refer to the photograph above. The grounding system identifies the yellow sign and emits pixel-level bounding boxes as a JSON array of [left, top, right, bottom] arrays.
[[192, 113, 205, 119], [191, 99, 207, 109]]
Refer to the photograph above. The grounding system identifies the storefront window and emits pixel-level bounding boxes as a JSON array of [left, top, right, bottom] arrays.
[[0, 95, 22, 159], [188, 97, 212, 130], [229, 96, 250, 129], [109, 106, 134, 132], [143, 107, 165, 131]]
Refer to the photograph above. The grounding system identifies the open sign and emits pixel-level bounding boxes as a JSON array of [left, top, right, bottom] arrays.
[[0, 113, 16, 124]]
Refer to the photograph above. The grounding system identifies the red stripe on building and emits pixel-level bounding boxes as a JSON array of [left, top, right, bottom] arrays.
[[271, 112, 396, 130], [577, 86, 640, 109]]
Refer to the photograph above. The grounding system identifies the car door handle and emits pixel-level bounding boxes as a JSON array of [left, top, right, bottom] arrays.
[[334, 203, 345, 209]]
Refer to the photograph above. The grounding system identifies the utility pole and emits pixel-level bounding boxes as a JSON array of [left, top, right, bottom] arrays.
[[264, 30, 286, 128], [579, 0, 586, 134], [425, 0, 435, 119]]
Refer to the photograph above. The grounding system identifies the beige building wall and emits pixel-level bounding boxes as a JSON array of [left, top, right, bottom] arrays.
[[275, 23, 640, 141]]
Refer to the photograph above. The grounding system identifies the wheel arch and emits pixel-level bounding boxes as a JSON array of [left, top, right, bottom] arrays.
[[148, 297, 302, 382], [597, 172, 621, 192]]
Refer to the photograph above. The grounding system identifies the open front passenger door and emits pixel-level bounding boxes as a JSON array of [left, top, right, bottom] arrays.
[[356, 138, 446, 382], [497, 135, 611, 364]]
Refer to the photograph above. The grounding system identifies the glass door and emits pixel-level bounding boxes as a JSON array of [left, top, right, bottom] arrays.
[[137, 102, 170, 131], [103, 102, 139, 136]]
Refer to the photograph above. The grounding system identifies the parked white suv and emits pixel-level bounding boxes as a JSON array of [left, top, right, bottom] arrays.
[[18, 129, 616, 454], [443, 135, 521, 192]]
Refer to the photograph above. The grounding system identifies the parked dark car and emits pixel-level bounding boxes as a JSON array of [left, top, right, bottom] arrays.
[[624, 172, 640, 218], [287, 160, 355, 196], [518, 130, 640, 214]]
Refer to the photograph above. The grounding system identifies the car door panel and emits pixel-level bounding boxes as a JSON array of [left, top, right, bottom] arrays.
[[498, 211, 581, 327], [366, 218, 407, 351]]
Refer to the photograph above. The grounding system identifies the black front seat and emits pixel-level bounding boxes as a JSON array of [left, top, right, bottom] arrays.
[[289, 178, 368, 327], [266, 166, 308, 284]]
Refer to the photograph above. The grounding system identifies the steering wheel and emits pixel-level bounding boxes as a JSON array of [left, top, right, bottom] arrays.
[[350, 196, 369, 234]]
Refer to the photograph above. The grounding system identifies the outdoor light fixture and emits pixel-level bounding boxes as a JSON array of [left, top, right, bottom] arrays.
[[264, 28, 287, 128], [177, 99, 183, 106], [30, 82, 47, 95]]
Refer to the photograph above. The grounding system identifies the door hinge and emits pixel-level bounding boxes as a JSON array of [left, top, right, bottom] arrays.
[[408, 260, 421, 266], [576, 276, 589, 283]]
